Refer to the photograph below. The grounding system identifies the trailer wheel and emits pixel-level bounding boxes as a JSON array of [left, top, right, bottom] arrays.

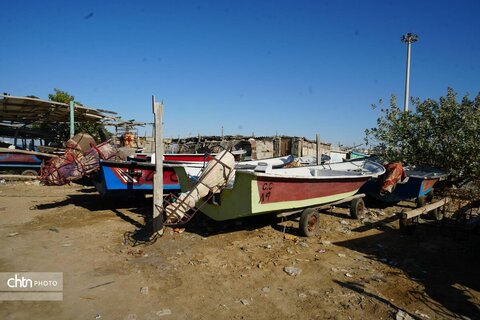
[[21, 169, 38, 176], [350, 198, 365, 219], [399, 215, 416, 235], [299, 208, 319, 237], [430, 208, 444, 221], [423, 190, 443, 220]]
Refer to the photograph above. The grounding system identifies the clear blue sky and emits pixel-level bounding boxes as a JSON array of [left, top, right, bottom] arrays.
[[1, 0, 479, 146]]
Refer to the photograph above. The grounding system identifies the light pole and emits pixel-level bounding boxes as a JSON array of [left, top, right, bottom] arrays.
[[401, 33, 418, 112]]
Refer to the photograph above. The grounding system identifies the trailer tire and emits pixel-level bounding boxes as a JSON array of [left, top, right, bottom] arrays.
[[430, 208, 444, 221], [299, 208, 319, 237], [350, 198, 365, 219], [21, 169, 38, 176]]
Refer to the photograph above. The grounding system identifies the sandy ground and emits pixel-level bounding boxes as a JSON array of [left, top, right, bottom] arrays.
[[0, 182, 479, 320]]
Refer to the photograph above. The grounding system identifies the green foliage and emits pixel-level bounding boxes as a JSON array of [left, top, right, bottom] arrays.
[[365, 87, 480, 186], [33, 89, 106, 146], [48, 88, 80, 105], [37, 122, 105, 147]]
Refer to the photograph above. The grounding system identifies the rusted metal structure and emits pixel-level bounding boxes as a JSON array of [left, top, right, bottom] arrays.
[[0, 95, 115, 124]]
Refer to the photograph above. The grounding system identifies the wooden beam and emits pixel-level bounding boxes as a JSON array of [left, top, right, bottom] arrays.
[[152, 96, 164, 234], [0, 147, 57, 157], [277, 194, 366, 218], [401, 197, 450, 219], [316, 133, 321, 165], [0, 174, 38, 181]]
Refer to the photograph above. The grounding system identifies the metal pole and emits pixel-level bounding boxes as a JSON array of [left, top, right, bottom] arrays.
[[69, 100, 75, 138], [152, 95, 164, 234], [401, 33, 418, 112], [316, 133, 321, 165], [403, 42, 412, 112]]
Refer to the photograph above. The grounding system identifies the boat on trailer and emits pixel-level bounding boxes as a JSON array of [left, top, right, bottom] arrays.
[[168, 156, 385, 224], [0, 147, 56, 175], [359, 165, 447, 206]]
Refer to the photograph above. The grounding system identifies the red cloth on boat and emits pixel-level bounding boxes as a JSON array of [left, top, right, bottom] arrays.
[[380, 162, 407, 194]]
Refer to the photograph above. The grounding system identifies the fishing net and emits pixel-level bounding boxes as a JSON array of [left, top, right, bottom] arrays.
[[39, 138, 121, 186]]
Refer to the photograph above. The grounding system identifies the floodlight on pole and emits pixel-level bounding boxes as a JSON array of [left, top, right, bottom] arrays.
[[401, 33, 419, 112]]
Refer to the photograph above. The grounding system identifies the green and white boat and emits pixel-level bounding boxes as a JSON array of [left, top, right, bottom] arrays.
[[166, 153, 384, 223]]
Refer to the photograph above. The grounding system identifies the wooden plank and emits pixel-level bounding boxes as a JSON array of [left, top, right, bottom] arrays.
[[0, 147, 57, 157], [276, 208, 303, 218], [0, 174, 38, 180], [314, 193, 365, 210], [152, 96, 164, 234], [276, 194, 366, 218], [402, 197, 450, 219], [316, 133, 321, 165]]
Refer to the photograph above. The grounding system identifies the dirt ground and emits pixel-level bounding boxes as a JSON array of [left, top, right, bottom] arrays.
[[0, 182, 479, 320]]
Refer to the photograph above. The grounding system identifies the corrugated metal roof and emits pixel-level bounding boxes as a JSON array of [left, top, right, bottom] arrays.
[[0, 95, 117, 124]]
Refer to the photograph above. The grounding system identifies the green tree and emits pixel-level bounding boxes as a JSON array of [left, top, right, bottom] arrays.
[[48, 88, 77, 104], [36, 88, 107, 146], [365, 87, 480, 186]]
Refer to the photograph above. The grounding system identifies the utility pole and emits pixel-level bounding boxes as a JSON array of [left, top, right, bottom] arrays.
[[401, 33, 419, 112]]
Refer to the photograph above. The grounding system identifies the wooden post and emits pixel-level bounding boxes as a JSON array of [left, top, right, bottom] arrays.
[[277, 136, 282, 157], [152, 96, 164, 234], [113, 125, 118, 146], [13, 129, 18, 148], [316, 133, 321, 165], [69, 101, 75, 138]]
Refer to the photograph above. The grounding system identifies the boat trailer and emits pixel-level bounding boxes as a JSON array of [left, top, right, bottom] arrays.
[[277, 193, 367, 237], [398, 197, 451, 235]]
